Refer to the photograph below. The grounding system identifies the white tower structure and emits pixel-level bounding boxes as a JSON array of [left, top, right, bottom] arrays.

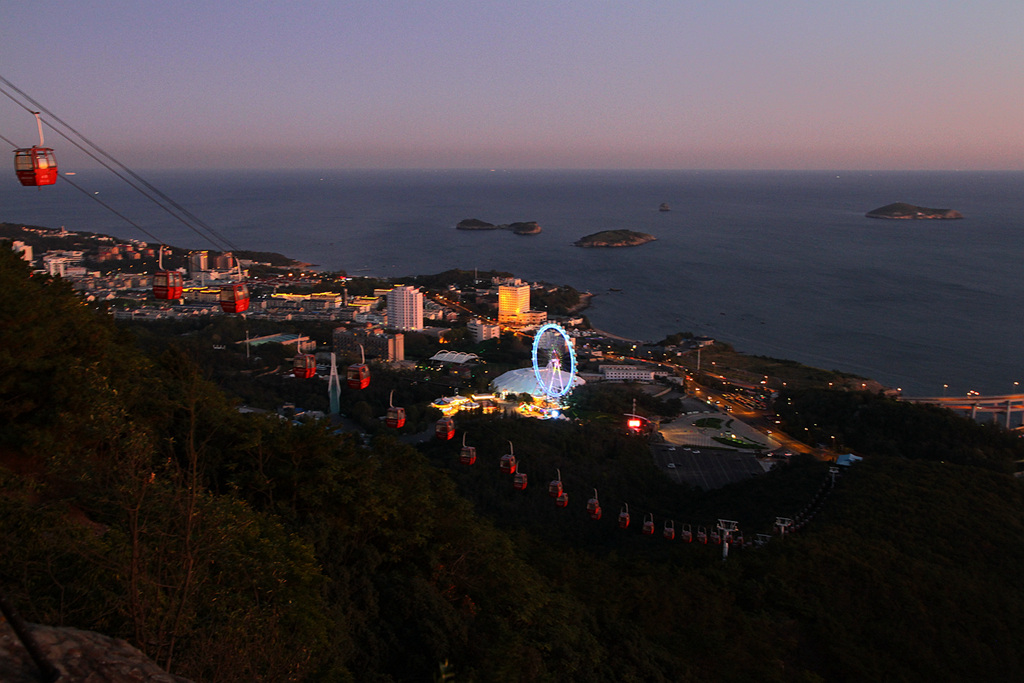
[[498, 280, 530, 324], [387, 285, 423, 331], [328, 353, 341, 416]]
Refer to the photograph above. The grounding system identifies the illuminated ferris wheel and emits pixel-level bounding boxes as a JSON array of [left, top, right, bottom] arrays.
[[531, 323, 577, 402]]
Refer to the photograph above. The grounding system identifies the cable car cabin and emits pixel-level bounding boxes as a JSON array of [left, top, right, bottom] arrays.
[[14, 147, 57, 186], [386, 405, 405, 429], [435, 417, 455, 440], [642, 514, 655, 536], [555, 491, 569, 508], [152, 271, 183, 300], [499, 453, 517, 475], [617, 507, 630, 530], [293, 354, 317, 379], [709, 530, 721, 544], [219, 283, 250, 313], [346, 363, 370, 390], [732, 532, 744, 548], [697, 527, 708, 544], [513, 471, 528, 490], [663, 520, 676, 541], [459, 445, 476, 465], [548, 478, 563, 498], [681, 524, 693, 543], [586, 492, 602, 520]]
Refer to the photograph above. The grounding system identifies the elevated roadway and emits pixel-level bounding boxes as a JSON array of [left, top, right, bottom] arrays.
[[900, 393, 1024, 428]]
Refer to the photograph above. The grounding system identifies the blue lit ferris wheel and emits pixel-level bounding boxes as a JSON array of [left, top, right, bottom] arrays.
[[531, 323, 577, 402]]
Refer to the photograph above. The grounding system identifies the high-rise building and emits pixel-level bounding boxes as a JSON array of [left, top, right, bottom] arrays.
[[498, 280, 530, 324], [188, 250, 208, 273], [387, 285, 423, 331]]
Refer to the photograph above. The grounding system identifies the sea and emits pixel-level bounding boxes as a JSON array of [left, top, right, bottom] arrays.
[[3, 168, 1022, 398]]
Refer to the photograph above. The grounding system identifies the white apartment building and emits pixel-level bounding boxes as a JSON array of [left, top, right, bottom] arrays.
[[387, 285, 424, 331], [468, 318, 501, 342], [600, 365, 657, 382]]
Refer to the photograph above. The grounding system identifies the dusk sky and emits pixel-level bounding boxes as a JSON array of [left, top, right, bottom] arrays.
[[3, 1, 1023, 170]]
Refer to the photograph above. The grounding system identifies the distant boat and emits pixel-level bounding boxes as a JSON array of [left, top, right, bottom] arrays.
[[659, 203, 671, 212], [609, 287, 622, 292]]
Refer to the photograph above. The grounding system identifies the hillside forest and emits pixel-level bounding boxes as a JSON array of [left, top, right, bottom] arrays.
[[2, 247, 1024, 682]]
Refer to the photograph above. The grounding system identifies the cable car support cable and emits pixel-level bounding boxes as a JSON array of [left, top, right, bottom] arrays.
[[1, 75, 240, 253]]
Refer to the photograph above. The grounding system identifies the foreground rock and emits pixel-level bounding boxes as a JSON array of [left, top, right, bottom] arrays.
[[574, 229, 656, 247], [455, 218, 542, 235], [866, 202, 963, 219], [0, 620, 192, 683]]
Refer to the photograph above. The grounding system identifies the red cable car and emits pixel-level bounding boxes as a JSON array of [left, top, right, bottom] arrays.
[[153, 270, 183, 300], [548, 469, 563, 498], [618, 503, 631, 530], [435, 417, 455, 440], [642, 513, 655, 536], [459, 434, 476, 465], [663, 519, 676, 541], [681, 523, 693, 543], [347, 345, 370, 390], [709, 530, 721, 545], [293, 354, 317, 379], [500, 441, 517, 474], [697, 527, 708, 544], [586, 489, 602, 520], [152, 246, 182, 300], [555, 491, 569, 508], [219, 283, 250, 313], [13, 114, 57, 187], [513, 470, 528, 491], [386, 390, 405, 429]]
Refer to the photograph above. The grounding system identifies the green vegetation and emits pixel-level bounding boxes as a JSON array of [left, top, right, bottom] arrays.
[[683, 341, 878, 392], [573, 229, 656, 247], [3, 248, 1024, 681], [776, 388, 1022, 472]]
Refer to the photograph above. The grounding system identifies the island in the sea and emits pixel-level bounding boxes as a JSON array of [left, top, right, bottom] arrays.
[[455, 218, 542, 235], [659, 203, 671, 212], [574, 229, 656, 248], [866, 202, 963, 220]]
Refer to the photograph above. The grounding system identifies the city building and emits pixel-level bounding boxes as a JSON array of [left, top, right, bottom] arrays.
[[333, 327, 405, 362], [468, 318, 501, 342], [387, 285, 423, 331], [11, 241, 32, 263], [498, 280, 530, 324], [599, 365, 670, 382], [188, 251, 208, 273]]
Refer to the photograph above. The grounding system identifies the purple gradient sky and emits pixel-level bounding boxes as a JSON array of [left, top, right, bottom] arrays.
[[3, 1, 1023, 170]]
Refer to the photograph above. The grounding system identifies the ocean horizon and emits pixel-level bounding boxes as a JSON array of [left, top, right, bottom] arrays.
[[4, 168, 1023, 398]]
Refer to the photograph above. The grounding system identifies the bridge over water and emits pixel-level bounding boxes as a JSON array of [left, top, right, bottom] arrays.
[[900, 393, 1024, 429]]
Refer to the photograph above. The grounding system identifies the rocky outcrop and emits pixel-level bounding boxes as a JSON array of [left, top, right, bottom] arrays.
[[456, 218, 542, 235], [574, 229, 656, 247], [866, 202, 963, 219], [0, 620, 192, 683]]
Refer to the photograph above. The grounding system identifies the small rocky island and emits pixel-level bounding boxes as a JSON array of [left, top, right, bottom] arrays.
[[456, 218, 542, 235], [866, 202, 963, 220], [574, 229, 656, 248], [659, 203, 671, 212]]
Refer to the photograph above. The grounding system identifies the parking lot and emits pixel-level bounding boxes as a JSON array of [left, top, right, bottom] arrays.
[[652, 442, 767, 489]]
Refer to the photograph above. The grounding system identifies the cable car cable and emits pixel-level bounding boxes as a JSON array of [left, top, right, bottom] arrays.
[[1, 76, 240, 253]]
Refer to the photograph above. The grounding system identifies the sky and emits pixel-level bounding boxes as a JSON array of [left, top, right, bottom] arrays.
[[2, 1, 1024, 171]]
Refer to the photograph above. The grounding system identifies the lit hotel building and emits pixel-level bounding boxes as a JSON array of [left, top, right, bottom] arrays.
[[498, 280, 530, 325]]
